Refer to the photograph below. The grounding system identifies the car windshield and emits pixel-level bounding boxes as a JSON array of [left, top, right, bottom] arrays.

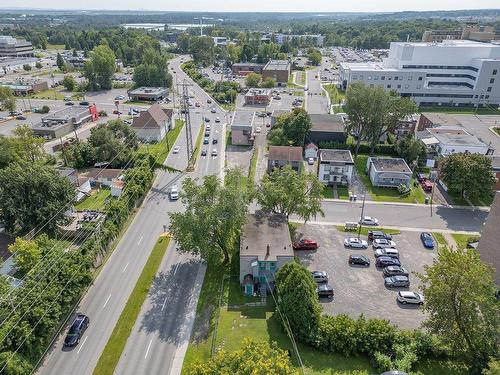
[[68, 323, 80, 335]]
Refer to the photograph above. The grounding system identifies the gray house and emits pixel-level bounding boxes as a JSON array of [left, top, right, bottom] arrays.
[[366, 157, 412, 188], [240, 211, 294, 296]]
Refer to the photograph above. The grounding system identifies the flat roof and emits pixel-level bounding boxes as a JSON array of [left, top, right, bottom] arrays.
[[42, 106, 90, 121], [240, 211, 293, 261], [233, 62, 265, 67], [319, 149, 354, 163], [263, 60, 291, 71], [421, 113, 462, 126], [310, 114, 346, 133], [245, 88, 271, 96], [370, 157, 411, 173], [433, 132, 487, 147], [231, 111, 255, 130], [128, 87, 168, 95]]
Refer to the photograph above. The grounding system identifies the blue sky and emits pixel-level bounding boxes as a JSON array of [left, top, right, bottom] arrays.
[[3, 0, 500, 12]]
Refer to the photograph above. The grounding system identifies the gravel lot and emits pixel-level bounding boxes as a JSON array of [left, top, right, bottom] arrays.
[[293, 223, 437, 329]]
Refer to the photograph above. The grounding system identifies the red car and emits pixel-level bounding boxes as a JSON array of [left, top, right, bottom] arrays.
[[292, 239, 319, 250], [421, 180, 433, 192]]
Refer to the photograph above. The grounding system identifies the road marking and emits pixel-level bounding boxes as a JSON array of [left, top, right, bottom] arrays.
[[103, 294, 112, 309], [173, 262, 181, 275], [77, 336, 88, 354], [144, 339, 153, 359], [161, 296, 168, 311], [122, 262, 129, 273], [138, 235, 143, 245]]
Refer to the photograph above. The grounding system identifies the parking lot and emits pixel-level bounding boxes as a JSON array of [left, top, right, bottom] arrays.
[[293, 223, 437, 329]]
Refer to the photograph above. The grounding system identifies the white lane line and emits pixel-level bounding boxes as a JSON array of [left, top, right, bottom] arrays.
[[161, 296, 168, 312], [173, 262, 181, 275], [77, 336, 88, 354], [138, 235, 143, 245], [144, 339, 153, 359], [122, 262, 129, 273], [102, 294, 112, 309]]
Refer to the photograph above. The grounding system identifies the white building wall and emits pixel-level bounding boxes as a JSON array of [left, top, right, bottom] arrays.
[[134, 127, 166, 143], [437, 142, 489, 156]]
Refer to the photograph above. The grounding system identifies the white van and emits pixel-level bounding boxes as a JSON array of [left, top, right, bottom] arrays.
[[169, 185, 179, 200]]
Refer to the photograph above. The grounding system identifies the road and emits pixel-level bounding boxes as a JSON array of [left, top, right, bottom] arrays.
[[305, 66, 330, 114], [36, 55, 226, 375]]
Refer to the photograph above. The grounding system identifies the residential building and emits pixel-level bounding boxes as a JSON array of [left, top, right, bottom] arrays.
[[131, 104, 173, 142], [318, 149, 354, 185], [262, 60, 291, 86], [308, 114, 347, 145], [239, 211, 294, 295], [419, 126, 490, 156], [268, 146, 303, 173], [366, 157, 412, 188], [0, 57, 38, 75], [111, 179, 125, 197], [232, 63, 265, 76], [85, 169, 123, 187], [213, 37, 228, 46], [304, 142, 319, 160], [231, 111, 255, 146], [0, 79, 48, 96], [127, 87, 168, 101], [56, 168, 92, 202], [244, 88, 272, 106], [488, 156, 500, 191], [0, 36, 34, 58], [339, 40, 500, 108], [394, 114, 418, 137]]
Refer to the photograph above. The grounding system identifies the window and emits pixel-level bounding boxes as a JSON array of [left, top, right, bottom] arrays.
[[374, 76, 379, 80], [490, 78, 495, 84], [408, 76, 413, 81], [487, 87, 492, 92], [394, 76, 399, 81], [387, 84, 392, 89], [388, 77, 392, 80], [404, 84, 409, 89], [396, 84, 401, 89], [493, 69, 498, 75], [323, 174, 330, 180], [381, 76, 385, 80], [418, 77, 423, 81]]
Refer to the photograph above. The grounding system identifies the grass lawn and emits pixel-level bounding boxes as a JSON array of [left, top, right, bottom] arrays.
[[419, 106, 500, 115], [299, 71, 306, 86], [447, 190, 494, 206], [75, 189, 111, 211], [493, 127, 500, 136], [335, 225, 401, 236], [225, 130, 232, 146], [432, 232, 448, 249], [323, 83, 345, 105], [191, 121, 205, 167], [293, 90, 304, 96], [321, 185, 350, 200], [451, 233, 480, 250], [354, 155, 427, 204], [93, 235, 170, 375], [287, 72, 299, 88], [139, 119, 184, 167], [247, 147, 259, 186], [322, 185, 334, 199], [30, 89, 65, 100]]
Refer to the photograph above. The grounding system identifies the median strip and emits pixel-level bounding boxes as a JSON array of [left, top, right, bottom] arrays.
[[92, 235, 171, 375]]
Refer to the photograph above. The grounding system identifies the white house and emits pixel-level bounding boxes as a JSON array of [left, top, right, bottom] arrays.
[[111, 179, 125, 197], [75, 177, 92, 202], [318, 149, 354, 186], [420, 126, 490, 156], [366, 157, 412, 188], [304, 142, 319, 160], [131, 104, 173, 143], [86, 169, 123, 187]]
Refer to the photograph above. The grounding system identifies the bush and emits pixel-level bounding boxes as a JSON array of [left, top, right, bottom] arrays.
[[41, 105, 50, 114], [98, 110, 108, 117], [317, 314, 359, 355]]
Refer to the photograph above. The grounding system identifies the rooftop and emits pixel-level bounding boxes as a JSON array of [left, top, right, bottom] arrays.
[[476, 192, 500, 285], [231, 111, 255, 130], [131, 104, 172, 129], [240, 211, 293, 261], [421, 113, 462, 126], [85, 168, 123, 180], [233, 62, 265, 67], [245, 88, 272, 96], [309, 114, 346, 133], [369, 157, 412, 173], [432, 132, 487, 147], [42, 106, 91, 121], [319, 149, 354, 163], [268, 146, 303, 162], [263, 60, 291, 71], [128, 87, 168, 95]]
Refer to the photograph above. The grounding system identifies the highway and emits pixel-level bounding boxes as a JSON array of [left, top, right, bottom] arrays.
[[36, 55, 225, 375]]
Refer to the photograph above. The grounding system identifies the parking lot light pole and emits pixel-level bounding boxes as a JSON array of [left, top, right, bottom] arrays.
[[357, 193, 366, 239]]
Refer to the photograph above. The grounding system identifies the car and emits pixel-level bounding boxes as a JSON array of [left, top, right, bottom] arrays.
[[307, 157, 315, 165], [421, 180, 433, 192], [195, 102, 200, 107], [374, 248, 399, 258], [169, 185, 179, 200], [115, 95, 125, 100], [211, 148, 217, 157], [397, 291, 424, 305], [65, 101, 74, 106], [348, 254, 370, 266], [317, 284, 334, 298], [360, 216, 379, 226], [416, 173, 427, 183], [207, 99, 212, 104], [274, 96, 281, 100], [372, 238, 397, 249], [376, 256, 401, 268], [172, 146, 180, 154], [79, 101, 89, 106], [420, 232, 435, 249], [311, 271, 328, 283], [201, 149, 207, 156], [204, 131, 210, 137], [204, 117, 210, 122], [212, 138, 218, 144], [206, 124, 211, 130], [266, 123, 271, 128], [64, 314, 89, 347], [383, 265, 409, 277], [215, 117, 220, 123], [63, 96, 72, 101], [211, 107, 217, 113], [385, 275, 410, 288], [203, 137, 209, 144], [344, 237, 368, 249], [368, 230, 392, 242], [16, 115, 27, 120], [292, 239, 319, 250], [255, 127, 261, 133], [112, 109, 122, 114]]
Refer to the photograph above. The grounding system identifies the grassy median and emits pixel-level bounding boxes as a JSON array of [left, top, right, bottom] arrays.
[[92, 235, 171, 375]]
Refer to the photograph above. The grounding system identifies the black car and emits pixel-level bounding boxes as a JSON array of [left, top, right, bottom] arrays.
[[65, 101, 74, 106], [201, 149, 207, 156], [64, 314, 89, 347], [212, 138, 218, 144], [368, 230, 392, 242], [376, 256, 401, 268], [348, 254, 370, 266], [383, 265, 409, 277], [317, 284, 334, 298], [79, 101, 89, 106]]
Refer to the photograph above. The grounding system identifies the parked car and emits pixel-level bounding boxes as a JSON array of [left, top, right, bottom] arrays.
[[311, 271, 328, 283], [376, 256, 401, 268], [212, 138, 218, 144], [64, 314, 89, 347], [63, 96, 72, 101], [172, 146, 180, 154], [169, 185, 179, 200], [65, 101, 75, 106], [204, 131, 210, 137], [372, 238, 397, 249], [211, 148, 217, 157], [255, 127, 261, 133], [203, 137, 209, 144], [397, 291, 424, 305], [292, 239, 319, 250], [207, 99, 212, 104], [348, 254, 370, 266], [317, 284, 334, 298], [374, 248, 399, 258], [360, 216, 379, 226], [79, 101, 89, 106], [274, 96, 281, 100], [215, 117, 220, 123], [383, 265, 408, 277], [384, 275, 410, 288], [201, 149, 207, 156], [204, 117, 210, 122], [211, 107, 217, 113], [420, 232, 435, 249], [307, 157, 314, 165], [112, 109, 122, 114], [16, 115, 27, 120], [344, 237, 368, 249], [416, 173, 427, 183], [115, 95, 125, 100], [368, 231, 392, 242]]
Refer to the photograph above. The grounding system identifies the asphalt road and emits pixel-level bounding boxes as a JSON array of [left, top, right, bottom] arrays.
[[36, 55, 225, 375], [305, 67, 330, 114]]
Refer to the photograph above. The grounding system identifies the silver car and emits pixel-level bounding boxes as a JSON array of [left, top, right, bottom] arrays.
[[384, 275, 410, 288], [344, 237, 368, 249], [372, 238, 397, 249], [375, 248, 399, 258], [397, 291, 424, 305], [311, 271, 328, 283]]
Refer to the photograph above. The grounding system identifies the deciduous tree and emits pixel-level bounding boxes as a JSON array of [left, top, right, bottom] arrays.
[[62, 75, 76, 91], [133, 48, 172, 88], [0, 86, 16, 113], [395, 135, 426, 165], [245, 72, 261, 88], [268, 108, 311, 146], [84, 44, 116, 90], [8, 238, 41, 275]]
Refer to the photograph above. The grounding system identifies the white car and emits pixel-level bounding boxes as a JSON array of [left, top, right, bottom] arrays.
[[211, 148, 217, 157], [374, 248, 399, 258], [172, 146, 180, 154], [215, 117, 220, 123], [211, 107, 217, 113], [397, 291, 424, 305], [360, 216, 379, 226], [169, 185, 179, 200], [344, 237, 368, 249], [372, 238, 397, 249], [255, 127, 261, 133], [115, 95, 125, 100], [206, 124, 211, 131], [307, 157, 314, 165]]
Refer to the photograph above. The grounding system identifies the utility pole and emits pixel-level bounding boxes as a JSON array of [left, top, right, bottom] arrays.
[[182, 81, 194, 170], [357, 193, 366, 239]]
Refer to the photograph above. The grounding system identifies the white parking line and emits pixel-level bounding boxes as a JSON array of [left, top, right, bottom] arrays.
[[77, 336, 88, 354], [103, 294, 112, 309], [122, 262, 129, 273], [161, 296, 168, 312], [173, 262, 181, 275], [144, 339, 153, 359]]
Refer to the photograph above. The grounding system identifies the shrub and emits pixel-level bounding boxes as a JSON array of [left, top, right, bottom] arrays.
[[317, 314, 359, 355]]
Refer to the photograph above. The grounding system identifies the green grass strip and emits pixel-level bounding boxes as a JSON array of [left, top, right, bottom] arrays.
[[92, 235, 171, 375]]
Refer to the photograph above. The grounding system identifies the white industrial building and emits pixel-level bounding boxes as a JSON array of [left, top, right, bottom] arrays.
[[339, 40, 500, 108]]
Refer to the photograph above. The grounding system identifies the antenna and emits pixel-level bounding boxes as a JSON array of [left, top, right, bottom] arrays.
[[181, 81, 194, 170]]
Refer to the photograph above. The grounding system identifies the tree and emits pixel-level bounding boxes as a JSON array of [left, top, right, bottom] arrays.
[[133, 48, 172, 88], [418, 247, 499, 371], [187, 338, 299, 375], [56, 52, 65, 70], [84, 44, 116, 90], [0, 162, 75, 235], [275, 262, 322, 342], [245, 72, 261, 88], [260, 77, 276, 88], [22, 64, 31, 71], [8, 238, 41, 275], [35, 62, 43, 69], [440, 153, 495, 201], [188, 36, 215, 67], [268, 108, 312, 146], [395, 135, 426, 165], [308, 48, 322, 66], [257, 165, 324, 222], [0, 86, 16, 113], [483, 359, 500, 375], [169, 168, 249, 264], [62, 75, 76, 91], [9, 125, 46, 164]]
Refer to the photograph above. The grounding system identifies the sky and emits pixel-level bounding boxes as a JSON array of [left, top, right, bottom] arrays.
[[2, 0, 500, 12]]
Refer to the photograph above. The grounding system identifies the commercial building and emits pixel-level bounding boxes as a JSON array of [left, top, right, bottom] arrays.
[[339, 40, 500, 108], [32, 105, 99, 139], [307, 114, 347, 145], [418, 112, 463, 131], [0, 57, 38, 75], [262, 60, 291, 86], [213, 37, 228, 46], [268, 146, 303, 173], [262, 33, 324, 47], [232, 63, 265, 76], [0, 79, 48, 96], [231, 111, 255, 146], [131, 104, 173, 142], [239, 211, 294, 296], [422, 22, 499, 43], [127, 87, 168, 102], [420, 126, 490, 156], [366, 157, 412, 188], [0, 36, 34, 58], [318, 149, 354, 186], [244, 88, 272, 106]]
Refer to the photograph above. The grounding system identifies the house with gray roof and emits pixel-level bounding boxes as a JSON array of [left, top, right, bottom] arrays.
[[231, 111, 255, 146], [131, 104, 172, 142], [366, 157, 412, 188], [318, 149, 354, 185]]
